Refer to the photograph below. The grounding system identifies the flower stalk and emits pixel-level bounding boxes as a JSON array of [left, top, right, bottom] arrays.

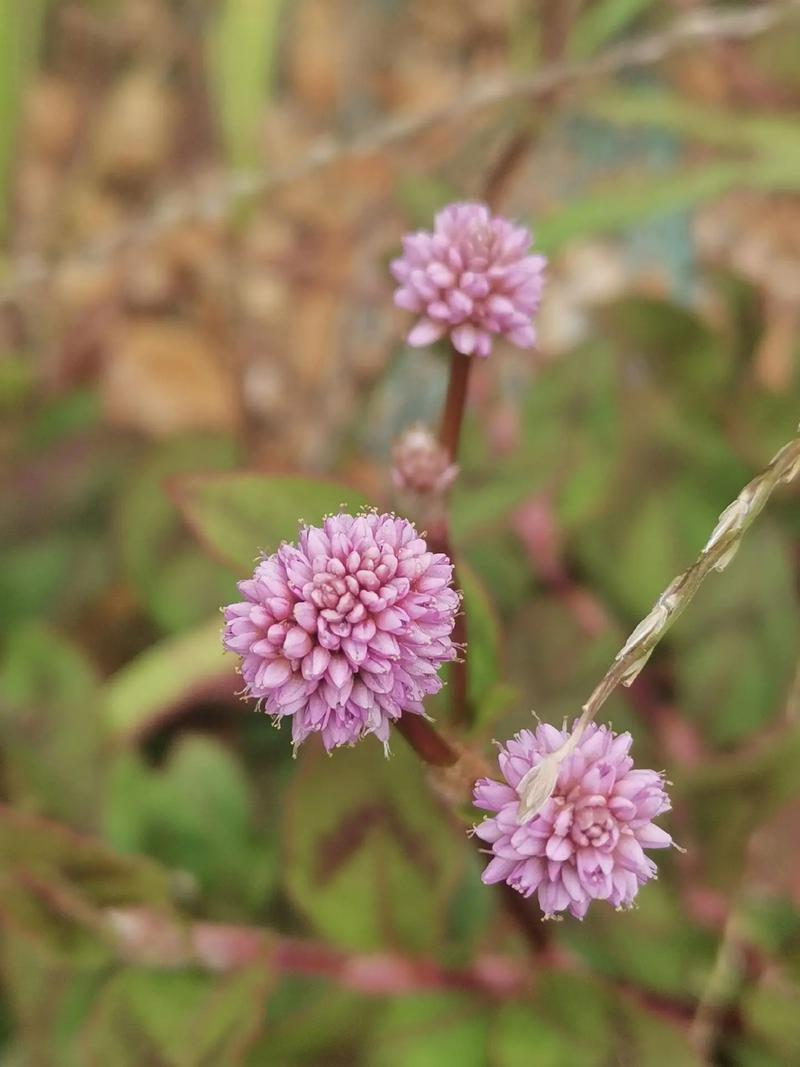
[[439, 346, 473, 463], [108, 908, 528, 999], [395, 714, 459, 768], [433, 346, 472, 725]]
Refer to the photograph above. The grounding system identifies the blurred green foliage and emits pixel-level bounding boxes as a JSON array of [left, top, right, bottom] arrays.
[[208, 0, 287, 167], [2, 1, 800, 1064]]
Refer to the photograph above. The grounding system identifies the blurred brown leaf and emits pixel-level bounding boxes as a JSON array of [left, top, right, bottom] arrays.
[[101, 320, 238, 435]]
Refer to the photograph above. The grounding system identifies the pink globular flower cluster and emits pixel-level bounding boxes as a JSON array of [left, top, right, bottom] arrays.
[[391, 201, 546, 358], [222, 513, 459, 752], [474, 722, 673, 919]]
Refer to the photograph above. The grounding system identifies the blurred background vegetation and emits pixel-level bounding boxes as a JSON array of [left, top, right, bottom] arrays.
[[1, 1, 800, 1064]]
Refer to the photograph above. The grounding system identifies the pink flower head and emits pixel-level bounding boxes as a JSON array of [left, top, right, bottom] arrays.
[[391, 201, 546, 358], [222, 513, 459, 753], [473, 723, 673, 919]]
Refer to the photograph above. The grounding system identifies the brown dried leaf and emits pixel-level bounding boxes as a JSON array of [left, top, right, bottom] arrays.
[[101, 320, 238, 436]]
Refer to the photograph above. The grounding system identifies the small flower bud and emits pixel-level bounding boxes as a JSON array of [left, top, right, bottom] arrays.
[[391, 424, 458, 497]]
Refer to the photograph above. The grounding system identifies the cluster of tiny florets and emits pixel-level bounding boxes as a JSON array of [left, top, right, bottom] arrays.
[[474, 723, 673, 919], [219, 203, 673, 922], [222, 513, 459, 752], [391, 201, 546, 358]]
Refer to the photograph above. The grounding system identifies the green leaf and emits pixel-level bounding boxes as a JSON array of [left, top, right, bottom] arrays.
[[0, 624, 104, 827], [451, 477, 547, 542], [523, 341, 621, 530], [463, 531, 532, 616], [575, 480, 720, 621], [208, 0, 287, 167], [0, 353, 35, 410], [0, 0, 47, 241], [505, 595, 633, 742], [0, 804, 170, 907], [23, 388, 102, 451], [454, 341, 621, 556], [367, 993, 489, 1067], [536, 164, 749, 253], [0, 932, 101, 1064], [743, 981, 800, 1065], [569, 881, 714, 999], [104, 736, 275, 915], [492, 1001, 601, 1067], [505, 978, 703, 1067], [585, 90, 800, 158], [116, 436, 238, 633], [677, 726, 800, 889], [0, 804, 171, 962], [533, 972, 616, 1057], [616, 994, 705, 1066], [81, 967, 270, 1067], [172, 471, 370, 572], [255, 980, 376, 1063], [395, 176, 459, 228], [571, 0, 654, 58], [459, 562, 500, 711], [674, 525, 799, 744], [284, 742, 465, 952], [730, 1040, 787, 1067], [442, 851, 497, 959], [0, 534, 113, 633], [601, 296, 730, 402], [104, 616, 236, 741], [737, 387, 800, 472]]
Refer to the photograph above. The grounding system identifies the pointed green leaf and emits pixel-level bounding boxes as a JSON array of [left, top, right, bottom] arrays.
[[172, 472, 370, 572], [284, 742, 465, 952], [104, 617, 235, 741]]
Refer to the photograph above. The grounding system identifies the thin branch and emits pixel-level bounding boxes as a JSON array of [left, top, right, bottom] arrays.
[[107, 907, 527, 1000], [3, 2, 798, 305], [434, 349, 472, 728], [395, 714, 460, 768], [439, 348, 472, 465], [579, 435, 800, 729], [106, 906, 694, 1021]]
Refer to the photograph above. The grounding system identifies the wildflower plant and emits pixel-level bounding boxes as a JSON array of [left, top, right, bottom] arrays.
[[7, 7, 800, 1063], [216, 201, 800, 931]]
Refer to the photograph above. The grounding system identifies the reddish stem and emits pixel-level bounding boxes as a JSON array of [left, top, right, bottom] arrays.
[[439, 346, 472, 464], [112, 908, 695, 1023], [111, 908, 526, 999], [433, 347, 473, 726], [396, 714, 459, 767]]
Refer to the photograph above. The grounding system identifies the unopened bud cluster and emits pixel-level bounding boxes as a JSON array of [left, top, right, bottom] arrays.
[[391, 424, 458, 497]]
